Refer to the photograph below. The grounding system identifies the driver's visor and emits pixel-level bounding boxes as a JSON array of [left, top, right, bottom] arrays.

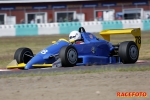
[[69, 36, 76, 39]]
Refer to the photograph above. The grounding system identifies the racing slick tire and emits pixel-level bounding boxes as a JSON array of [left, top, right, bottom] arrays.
[[14, 47, 34, 64], [118, 41, 139, 64], [59, 45, 78, 67]]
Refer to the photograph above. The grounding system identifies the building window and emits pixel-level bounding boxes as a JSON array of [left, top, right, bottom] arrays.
[[123, 8, 143, 19], [55, 11, 77, 22], [0, 14, 6, 25], [25, 12, 47, 24], [94, 10, 115, 21]]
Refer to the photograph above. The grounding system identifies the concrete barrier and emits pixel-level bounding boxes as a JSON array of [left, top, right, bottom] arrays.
[[81, 21, 102, 33], [59, 22, 81, 34], [37, 23, 59, 35], [0, 20, 150, 37], [101, 20, 123, 30], [122, 20, 143, 29], [15, 24, 38, 36], [0, 25, 15, 37], [142, 20, 150, 31]]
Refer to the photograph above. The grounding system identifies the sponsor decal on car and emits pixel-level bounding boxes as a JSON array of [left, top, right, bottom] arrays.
[[41, 49, 48, 54], [91, 47, 96, 53], [89, 34, 93, 39]]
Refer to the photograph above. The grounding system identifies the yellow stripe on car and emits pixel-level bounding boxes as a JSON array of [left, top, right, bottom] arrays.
[[32, 64, 52, 67]]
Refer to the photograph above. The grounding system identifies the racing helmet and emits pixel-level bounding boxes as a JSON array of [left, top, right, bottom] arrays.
[[69, 31, 81, 43]]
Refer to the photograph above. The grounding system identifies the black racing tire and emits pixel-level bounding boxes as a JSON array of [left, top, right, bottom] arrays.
[[59, 45, 78, 67], [118, 41, 139, 64], [14, 47, 34, 64]]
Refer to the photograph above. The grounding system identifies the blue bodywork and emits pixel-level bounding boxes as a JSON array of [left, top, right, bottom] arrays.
[[25, 32, 119, 69]]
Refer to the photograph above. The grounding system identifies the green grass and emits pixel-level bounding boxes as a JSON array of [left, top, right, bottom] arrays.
[[0, 32, 150, 68]]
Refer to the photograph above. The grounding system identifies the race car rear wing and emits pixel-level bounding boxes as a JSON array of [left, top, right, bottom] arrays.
[[100, 28, 141, 50]]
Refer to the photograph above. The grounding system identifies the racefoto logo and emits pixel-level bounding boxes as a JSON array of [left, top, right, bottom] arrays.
[[117, 92, 147, 98]]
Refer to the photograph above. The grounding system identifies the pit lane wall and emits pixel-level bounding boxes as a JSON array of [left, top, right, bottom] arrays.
[[0, 19, 150, 37]]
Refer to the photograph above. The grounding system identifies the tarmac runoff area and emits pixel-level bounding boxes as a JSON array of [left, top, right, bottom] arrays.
[[0, 60, 149, 76]]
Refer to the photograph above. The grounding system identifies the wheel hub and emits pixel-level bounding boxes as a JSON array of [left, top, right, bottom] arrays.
[[129, 45, 138, 60], [67, 48, 77, 64]]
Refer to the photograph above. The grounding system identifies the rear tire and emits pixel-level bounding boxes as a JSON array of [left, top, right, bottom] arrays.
[[119, 41, 139, 64], [14, 47, 34, 64], [59, 45, 78, 67]]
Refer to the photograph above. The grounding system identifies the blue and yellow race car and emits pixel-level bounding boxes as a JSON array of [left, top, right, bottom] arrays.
[[7, 27, 141, 69]]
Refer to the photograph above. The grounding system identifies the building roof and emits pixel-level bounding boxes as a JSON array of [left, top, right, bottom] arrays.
[[0, 0, 96, 4]]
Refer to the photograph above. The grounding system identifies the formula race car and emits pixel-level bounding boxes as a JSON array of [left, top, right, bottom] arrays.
[[7, 27, 141, 69]]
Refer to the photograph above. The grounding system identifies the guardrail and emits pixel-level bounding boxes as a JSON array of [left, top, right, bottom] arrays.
[[0, 19, 149, 37]]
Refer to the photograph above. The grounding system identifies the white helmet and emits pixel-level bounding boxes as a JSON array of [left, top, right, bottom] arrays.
[[69, 31, 81, 42]]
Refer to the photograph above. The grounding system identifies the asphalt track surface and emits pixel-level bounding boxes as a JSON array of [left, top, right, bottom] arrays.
[[0, 60, 149, 76]]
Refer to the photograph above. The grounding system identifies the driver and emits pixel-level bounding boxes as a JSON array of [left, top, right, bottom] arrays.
[[69, 30, 84, 44]]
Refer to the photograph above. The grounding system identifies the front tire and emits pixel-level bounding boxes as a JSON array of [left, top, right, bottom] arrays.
[[59, 45, 78, 67], [14, 47, 34, 64], [118, 41, 139, 64]]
